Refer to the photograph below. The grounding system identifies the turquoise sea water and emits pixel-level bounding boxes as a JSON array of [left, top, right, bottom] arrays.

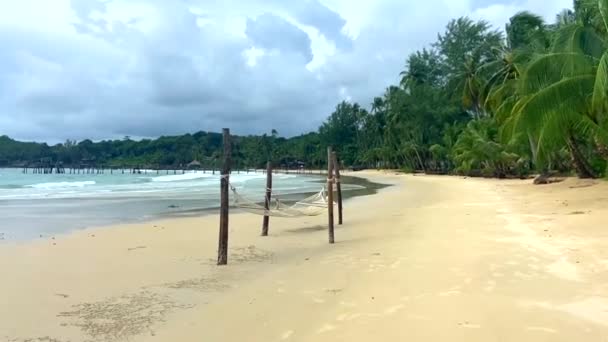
[[0, 168, 362, 241]]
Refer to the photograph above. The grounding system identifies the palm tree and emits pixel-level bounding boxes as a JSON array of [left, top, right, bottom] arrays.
[[504, 0, 608, 178]]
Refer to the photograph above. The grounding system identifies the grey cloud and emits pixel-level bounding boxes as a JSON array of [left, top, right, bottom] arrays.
[[0, 0, 573, 143], [246, 13, 313, 63], [288, 0, 351, 50]]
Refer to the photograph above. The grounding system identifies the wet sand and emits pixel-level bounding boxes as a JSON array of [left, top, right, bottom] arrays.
[[1, 171, 608, 341]]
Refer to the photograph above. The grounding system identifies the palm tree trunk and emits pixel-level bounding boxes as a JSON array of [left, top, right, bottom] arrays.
[[566, 133, 596, 178], [527, 131, 538, 165], [594, 136, 608, 160]]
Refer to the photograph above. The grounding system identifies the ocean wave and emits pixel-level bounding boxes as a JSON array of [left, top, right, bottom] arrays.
[[151, 172, 214, 182], [27, 180, 96, 189]]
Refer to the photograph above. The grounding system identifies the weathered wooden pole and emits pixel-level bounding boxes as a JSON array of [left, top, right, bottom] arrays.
[[327, 147, 335, 244], [261, 161, 272, 236], [331, 152, 343, 225], [217, 128, 231, 265]]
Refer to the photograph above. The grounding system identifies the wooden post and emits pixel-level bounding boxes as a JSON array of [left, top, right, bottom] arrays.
[[261, 161, 272, 236], [217, 128, 231, 265], [327, 147, 335, 244], [331, 152, 343, 225]]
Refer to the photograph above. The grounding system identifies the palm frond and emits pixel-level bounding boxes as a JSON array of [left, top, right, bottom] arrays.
[[592, 51, 608, 118], [552, 23, 607, 58], [513, 75, 595, 137], [519, 53, 594, 95], [599, 0, 608, 34]]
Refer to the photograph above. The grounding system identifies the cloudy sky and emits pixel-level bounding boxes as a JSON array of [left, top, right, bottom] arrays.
[[0, 0, 571, 142]]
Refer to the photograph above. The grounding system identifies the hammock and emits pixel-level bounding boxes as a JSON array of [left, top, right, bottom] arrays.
[[231, 186, 331, 218]]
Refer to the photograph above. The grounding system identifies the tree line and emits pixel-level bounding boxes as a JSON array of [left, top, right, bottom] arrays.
[[1, 0, 607, 179]]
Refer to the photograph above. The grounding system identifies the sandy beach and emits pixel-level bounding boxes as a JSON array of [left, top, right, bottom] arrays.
[[2, 171, 608, 341]]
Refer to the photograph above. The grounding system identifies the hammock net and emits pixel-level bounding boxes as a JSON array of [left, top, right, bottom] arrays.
[[231, 186, 331, 218]]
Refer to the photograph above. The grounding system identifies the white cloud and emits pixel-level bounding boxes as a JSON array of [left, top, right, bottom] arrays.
[[0, 0, 573, 142]]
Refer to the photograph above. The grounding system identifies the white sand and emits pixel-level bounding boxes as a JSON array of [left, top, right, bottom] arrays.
[[1, 171, 608, 341]]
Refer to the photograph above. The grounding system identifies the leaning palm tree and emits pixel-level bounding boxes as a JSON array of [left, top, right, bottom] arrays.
[[504, 0, 608, 178]]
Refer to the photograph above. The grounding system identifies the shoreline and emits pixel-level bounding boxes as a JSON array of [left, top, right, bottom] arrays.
[[0, 173, 387, 244], [2, 171, 608, 341]]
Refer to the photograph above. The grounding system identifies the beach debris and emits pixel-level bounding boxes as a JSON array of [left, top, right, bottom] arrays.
[[58, 291, 191, 341], [5, 336, 67, 342], [55, 293, 70, 298], [533, 174, 565, 185], [160, 277, 228, 292], [127, 246, 147, 251], [207, 245, 273, 264], [325, 288, 343, 294], [168, 204, 179, 209]]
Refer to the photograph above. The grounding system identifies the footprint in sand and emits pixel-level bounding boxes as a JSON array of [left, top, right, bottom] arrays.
[[458, 321, 481, 329]]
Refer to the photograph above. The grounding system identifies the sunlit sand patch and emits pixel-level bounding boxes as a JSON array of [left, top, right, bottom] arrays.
[[546, 257, 582, 282], [439, 290, 461, 297], [389, 260, 402, 269], [339, 301, 357, 307], [463, 202, 495, 207], [513, 271, 535, 279], [560, 297, 608, 326], [384, 304, 405, 315], [526, 326, 558, 334], [406, 314, 431, 321], [317, 324, 336, 333], [336, 313, 349, 321], [526, 297, 608, 326], [312, 298, 325, 304], [484, 280, 496, 292], [281, 330, 294, 340]]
